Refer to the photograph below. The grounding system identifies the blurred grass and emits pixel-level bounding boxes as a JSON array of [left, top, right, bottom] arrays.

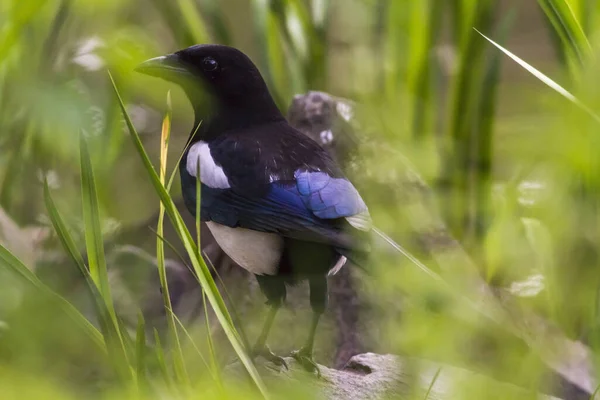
[[112, 73, 268, 397], [1, 0, 600, 398], [155, 92, 191, 387], [537, 0, 591, 68]]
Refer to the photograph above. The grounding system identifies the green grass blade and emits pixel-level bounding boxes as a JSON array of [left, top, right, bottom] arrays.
[[43, 179, 87, 273], [149, 227, 193, 272], [109, 72, 269, 399], [310, 0, 330, 28], [476, 29, 600, 124], [281, 0, 310, 62], [202, 250, 252, 351], [0, 243, 105, 350], [135, 313, 147, 387], [169, 310, 213, 376], [80, 134, 133, 380], [443, 0, 495, 239], [174, 0, 210, 43], [166, 123, 199, 192], [251, 0, 285, 106], [44, 179, 117, 339], [469, 12, 513, 243], [196, 161, 201, 248], [149, 0, 195, 46], [381, 0, 410, 97], [423, 367, 442, 400], [153, 329, 173, 388], [80, 135, 112, 306], [150, 228, 249, 372], [272, 0, 313, 93], [265, 11, 290, 106], [202, 288, 221, 383], [406, 0, 442, 139], [108, 74, 230, 326], [195, 165, 218, 384], [537, 0, 591, 64], [198, 0, 232, 44], [156, 93, 189, 386]]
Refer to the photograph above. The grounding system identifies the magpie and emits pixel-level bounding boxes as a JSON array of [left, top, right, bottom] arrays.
[[136, 44, 371, 372]]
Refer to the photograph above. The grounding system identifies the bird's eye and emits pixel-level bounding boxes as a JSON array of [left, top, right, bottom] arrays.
[[202, 57, 218, 72]]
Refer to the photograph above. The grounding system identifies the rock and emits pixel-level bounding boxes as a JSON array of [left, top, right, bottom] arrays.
[[0, 208, 50, 269], [228, 353, 563, 400]]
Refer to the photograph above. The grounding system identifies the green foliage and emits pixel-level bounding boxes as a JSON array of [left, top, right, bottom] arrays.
[[444, 0, 501, 243], [0, 242, 104, 349], [110, 73, 268, 397], [155, 93, 190, 387], [2, 0, 600, 399], [537, 0, 591, 67]]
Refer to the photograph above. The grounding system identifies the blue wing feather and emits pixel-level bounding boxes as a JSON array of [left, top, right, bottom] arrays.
[[293, 170, 368, 220], [295, 171, 331, 196], [186, 167, 369, 249]]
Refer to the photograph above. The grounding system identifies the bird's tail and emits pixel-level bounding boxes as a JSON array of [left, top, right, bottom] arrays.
[[370, 227, 443, 281], [337, 227, 444, 283]]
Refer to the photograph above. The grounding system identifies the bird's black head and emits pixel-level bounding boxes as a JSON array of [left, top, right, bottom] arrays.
[[136, 44, 282, 126]]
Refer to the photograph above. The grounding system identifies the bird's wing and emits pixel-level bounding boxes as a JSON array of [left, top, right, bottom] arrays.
[[182, 129, 371, 251], [197, 173, 370, 251], [293, 169, 371, 231]]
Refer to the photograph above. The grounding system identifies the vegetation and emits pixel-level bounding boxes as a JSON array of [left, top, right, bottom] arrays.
[[1, 0, 600, 398]]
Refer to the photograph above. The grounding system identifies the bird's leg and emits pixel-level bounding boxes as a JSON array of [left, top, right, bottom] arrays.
[[254, 304, 278, 350], [251, 305, 287, 368], [291, 275, 327, 377], [291, 311, 322, 374], [252, 275, 287, 369]]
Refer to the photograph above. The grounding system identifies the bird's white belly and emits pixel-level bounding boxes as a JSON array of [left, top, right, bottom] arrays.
[[206, 221, 284, 275]]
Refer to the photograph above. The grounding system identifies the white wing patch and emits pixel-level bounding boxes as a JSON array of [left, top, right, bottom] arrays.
[[186, 141, 230, 189]]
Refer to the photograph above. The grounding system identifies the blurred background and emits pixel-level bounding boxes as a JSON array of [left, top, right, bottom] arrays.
[[1, 0, 600, 399]]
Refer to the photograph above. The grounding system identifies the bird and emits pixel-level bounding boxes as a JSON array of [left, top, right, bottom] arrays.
[[136, 44, 371, 373]]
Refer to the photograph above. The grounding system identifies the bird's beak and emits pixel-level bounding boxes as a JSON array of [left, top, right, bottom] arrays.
[[135, 54, 191, 79]]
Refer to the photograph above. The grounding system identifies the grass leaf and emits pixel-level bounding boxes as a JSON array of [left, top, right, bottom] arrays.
[[423, 367, 442, 400], [174, 0, 210, 43], [43, 179, 87, 274], [0, 243, 105, 350], [406, 0, 442, 139], [156, 92, 189, 385], [476, 28, 600, 124], [43, 178, 115, 336], [169, 308, 221, 385], [80, 135, 113, 307], [80, 134, 133, 380], [443, 0, 496, 239], [135, 313, 147, 387], [153, 329, 172, 388], [109, 72, 269, 399], [537, 0, 591, 64]]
